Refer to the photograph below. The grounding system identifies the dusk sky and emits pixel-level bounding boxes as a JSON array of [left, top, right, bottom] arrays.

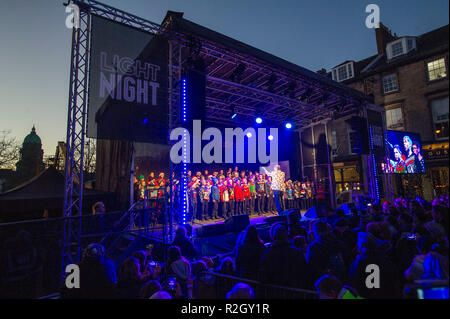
[[0, 0, 448, 156]]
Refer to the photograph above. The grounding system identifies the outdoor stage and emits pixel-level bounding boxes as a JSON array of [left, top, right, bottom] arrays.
[[61, 0, 383, 273]]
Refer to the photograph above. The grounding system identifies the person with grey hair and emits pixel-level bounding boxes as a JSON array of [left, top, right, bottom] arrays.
[[262, 165, 286, 214]]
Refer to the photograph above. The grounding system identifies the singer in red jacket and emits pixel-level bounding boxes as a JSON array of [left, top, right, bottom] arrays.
[[234, 179, 244, 215], [242, 178, 250, 215]]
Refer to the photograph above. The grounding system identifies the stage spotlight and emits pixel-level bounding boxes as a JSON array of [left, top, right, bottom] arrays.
[[268, 135, 274, 141], [246, 132, 252, 138], [231, 105, 237, 119], [285, 122, 293, 129], [255, 117, 263, 124]]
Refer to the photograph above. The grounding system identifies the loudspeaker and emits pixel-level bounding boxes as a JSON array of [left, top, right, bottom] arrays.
[[224, 214, 250, 233], [184, 224, 193, 237], [186, 67, 206, 121], [263, 215, 287, 224], [195, 223, 226, 238], [280, 209, 300, 216]]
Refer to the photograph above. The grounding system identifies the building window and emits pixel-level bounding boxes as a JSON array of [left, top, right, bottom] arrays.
[[407, 38, 414, 51], [363, 78, 374, 96], [427, 58, 447, 81], [391, 41, 404, 57], [332, 62, 354, 82], [331, 131, 338, 157], [385, 106, 404, 130], [386, 37, 417, 60], [430, 96, 449, 140], [382, 74, 399, 93]]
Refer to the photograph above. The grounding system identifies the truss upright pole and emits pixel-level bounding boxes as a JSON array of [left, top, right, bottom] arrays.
[[62, 3, 91, 278]]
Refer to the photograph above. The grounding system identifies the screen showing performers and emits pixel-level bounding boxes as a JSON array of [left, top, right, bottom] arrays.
[[383, 130, 425, 174]]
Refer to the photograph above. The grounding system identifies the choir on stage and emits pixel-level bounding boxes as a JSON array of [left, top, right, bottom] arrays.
[[134, 167, 321, 223]]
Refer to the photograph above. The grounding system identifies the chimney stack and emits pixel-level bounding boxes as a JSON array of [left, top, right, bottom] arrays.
[[375, 23, 397, 55], [316, 68, 327, 76]]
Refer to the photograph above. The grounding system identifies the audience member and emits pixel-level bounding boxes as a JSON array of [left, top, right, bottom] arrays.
[[226, 283, 255, 299], [235, 225, 267, 280], [116, 256, 146, 299], [314, 275, 361, 299], [259, 224, 311, 294], [171, 226, 199, 260], [306, 220, 349, 282]]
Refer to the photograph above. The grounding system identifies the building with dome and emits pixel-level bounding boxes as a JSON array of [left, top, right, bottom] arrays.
[[15, 126, 44, 184]]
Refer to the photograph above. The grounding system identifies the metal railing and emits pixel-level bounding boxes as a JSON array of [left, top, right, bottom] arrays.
[[0, 204, 165, 298]]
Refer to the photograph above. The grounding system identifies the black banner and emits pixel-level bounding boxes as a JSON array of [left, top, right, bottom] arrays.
[[88, 15, 169, 143]]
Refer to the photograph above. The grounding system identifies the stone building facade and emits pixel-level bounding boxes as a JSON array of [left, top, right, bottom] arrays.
[[326, 23, 449, 201]]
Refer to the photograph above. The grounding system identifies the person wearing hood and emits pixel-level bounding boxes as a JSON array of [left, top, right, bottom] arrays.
[[348, 232, 400, 299], [306, 220, 350, 282], [258, 224, 311, 296]]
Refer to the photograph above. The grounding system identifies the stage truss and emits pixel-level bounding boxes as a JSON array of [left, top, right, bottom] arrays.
[[63, 0, 380, 276]]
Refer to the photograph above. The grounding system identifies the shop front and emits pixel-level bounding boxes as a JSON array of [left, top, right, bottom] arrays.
[[422, 142, 449, 200]]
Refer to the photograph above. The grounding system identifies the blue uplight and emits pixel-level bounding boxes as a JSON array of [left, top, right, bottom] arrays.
[[285, 122, 293, 129], [255, 117, 263, 124], [181, 78, 188, 225]]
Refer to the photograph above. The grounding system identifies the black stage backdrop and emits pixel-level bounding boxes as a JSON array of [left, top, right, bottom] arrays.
[[89, 15, 169, 144]]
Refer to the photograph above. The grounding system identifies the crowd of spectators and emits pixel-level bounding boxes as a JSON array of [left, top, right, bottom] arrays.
[[53, 193, 447, 299]]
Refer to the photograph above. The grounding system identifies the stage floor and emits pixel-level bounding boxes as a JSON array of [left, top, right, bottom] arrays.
[[143, 210, 307, 242], [191, 211, 281, 230]]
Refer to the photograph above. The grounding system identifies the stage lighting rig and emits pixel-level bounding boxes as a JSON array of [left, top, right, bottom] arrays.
[[230, 63, 246, 83], [265, 74, 277, 93]]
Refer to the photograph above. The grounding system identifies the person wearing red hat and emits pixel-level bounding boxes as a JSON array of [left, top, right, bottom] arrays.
[[242, 178, 250, 215]]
